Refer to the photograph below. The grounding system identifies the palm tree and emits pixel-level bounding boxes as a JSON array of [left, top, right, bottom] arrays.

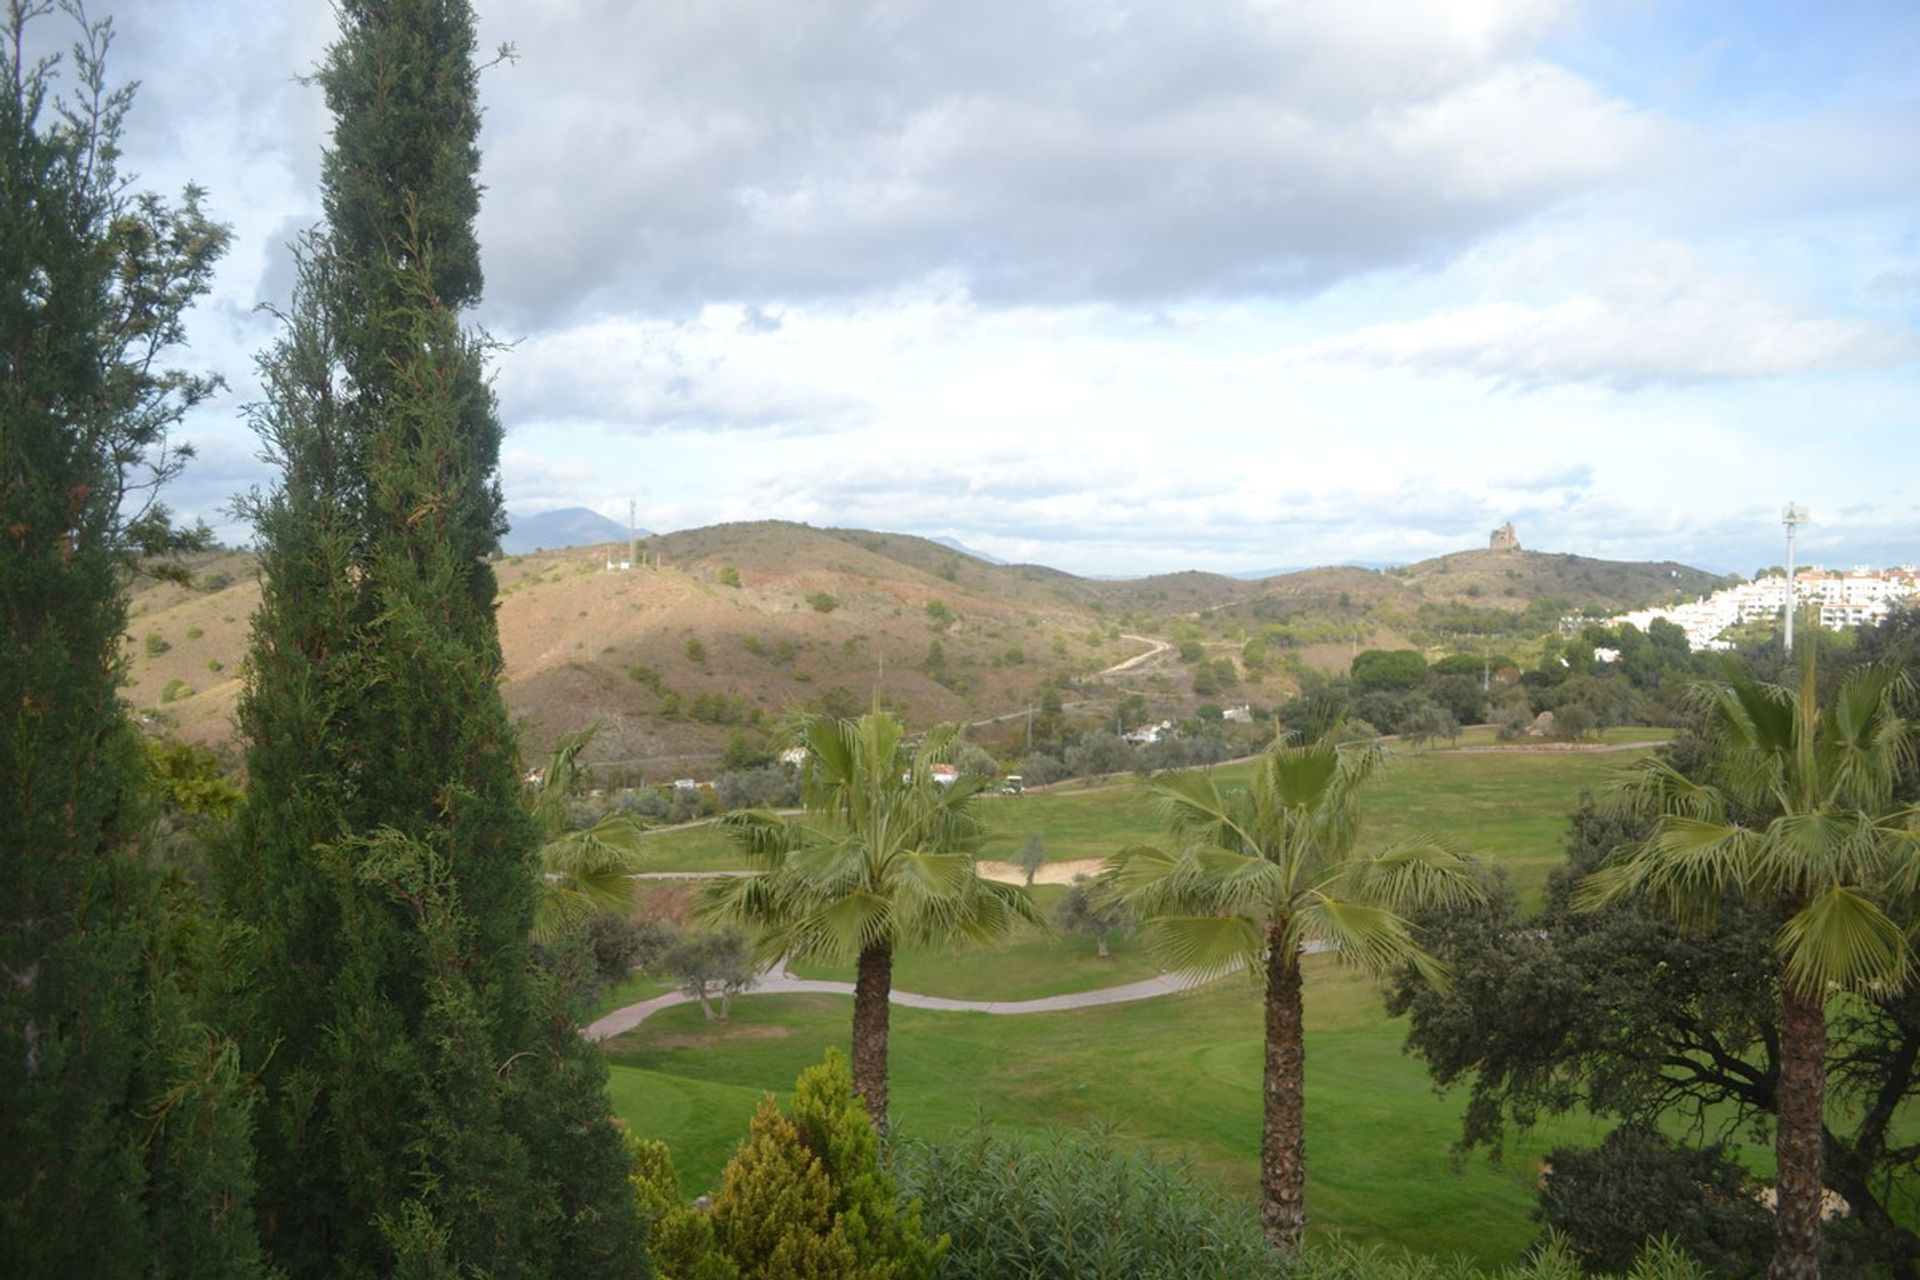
[[527, 726, 650, 945], [701, 710, 1042, 1130], [1576, 652, 1918, 1280], [1103, 735, 1480, 1253]]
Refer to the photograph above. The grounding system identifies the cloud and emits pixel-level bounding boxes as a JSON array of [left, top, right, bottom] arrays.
[[1304, 247, 1917, 387], [467, 0, 1653, 323], [495, 315, 868, 434]]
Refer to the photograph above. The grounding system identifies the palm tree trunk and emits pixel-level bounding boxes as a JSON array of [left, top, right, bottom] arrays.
[[852, 940, 893, 1132], [1772, 973, 1828, 1280], [1261, 922, 1306, 1253]]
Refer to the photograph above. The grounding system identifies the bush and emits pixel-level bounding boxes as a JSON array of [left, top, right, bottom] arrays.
[[185, 625, 204, 640], [902, 1126, 1710, 1280], [199, 569, 233, 591], [898, 1127, 1277, 1280], [627, 662, 665, 692], [1537, 1128, 1768, 1278], [686, 637, 707, 663], [1017, 753, 1069, 787], [144, 631, 170, 656], [710, 1053, 943, 1280], [808, 591, 838, 613], [613, 788, 670, 821], [717, 564, 742, 588], [714, 766, 799, 811], [1064, 731, 1135, 778], [160, 678, 193, 703], [924, 599, 952, 630], [1350, 648, 1428, 694]]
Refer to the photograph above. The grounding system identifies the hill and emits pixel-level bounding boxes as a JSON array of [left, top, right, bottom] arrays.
[[122, 525, 1726, 773]]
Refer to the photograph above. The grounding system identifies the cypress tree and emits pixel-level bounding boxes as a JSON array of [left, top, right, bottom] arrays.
[[226, 3, 646, 1275], [0, 3, 259, 1276]]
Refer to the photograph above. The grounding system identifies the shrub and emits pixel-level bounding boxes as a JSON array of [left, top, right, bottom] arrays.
[[808, 591, 838, 613], [924, 599, 952, 630], [628, 662, 665, 692], [199, 569, 233, 591], [207, 659, 224, 673], [1537, 1128, 1768, 1278], [714, 766, 799, 812], [185, 625, 204, 640], [686, 637, 707, 663], [160, 678, 193, 703], [717, 564, 742, 588], [144, 632, 170, 656], [897, 1127, 1277, 1280], [711, 1052, 943, 1280]]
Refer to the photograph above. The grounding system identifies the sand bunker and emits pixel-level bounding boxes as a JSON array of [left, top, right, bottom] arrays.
[[977, 857, 1107, 886]]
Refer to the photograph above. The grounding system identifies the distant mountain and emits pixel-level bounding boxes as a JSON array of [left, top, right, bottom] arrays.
[[502, 507, 648, 555], [930, 535, 1008, 565], [1227, 560, 1399, 580]]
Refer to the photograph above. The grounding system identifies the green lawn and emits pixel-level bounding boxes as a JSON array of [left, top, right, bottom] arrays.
[[634, 742, 1657, 914], [603, 956, 1603, 1265], [787, 885, 1164, 999]]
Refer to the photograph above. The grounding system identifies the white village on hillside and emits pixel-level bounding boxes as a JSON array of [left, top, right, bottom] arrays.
[[1610, 567, 1920, 651]]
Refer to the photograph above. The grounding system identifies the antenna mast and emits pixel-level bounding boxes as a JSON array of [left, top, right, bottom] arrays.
[[1782, 502, 1809, 653]]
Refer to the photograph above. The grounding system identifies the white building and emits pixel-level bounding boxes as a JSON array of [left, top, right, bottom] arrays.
[[1610, 569, 1918, 651]]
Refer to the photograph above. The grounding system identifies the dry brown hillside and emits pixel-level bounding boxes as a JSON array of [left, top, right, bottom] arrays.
[[123, 523, 1725, 773]]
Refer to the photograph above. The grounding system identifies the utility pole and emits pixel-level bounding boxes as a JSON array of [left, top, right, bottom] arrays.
[[1782, 502, 1809, 653], [628, 498, 637, 571]]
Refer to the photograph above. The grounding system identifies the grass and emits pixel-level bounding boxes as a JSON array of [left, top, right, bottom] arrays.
[[603, 955, 1603, 1265], [634, 741, 1658, 913], [585, 971, 674, 1022], [602, 741, 1658, 1260], [787, 886, 1165, 999]]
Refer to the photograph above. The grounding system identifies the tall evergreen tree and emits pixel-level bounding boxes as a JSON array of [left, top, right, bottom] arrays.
[[224, 3, 645, 1276], [0, 3, 259, 1276]]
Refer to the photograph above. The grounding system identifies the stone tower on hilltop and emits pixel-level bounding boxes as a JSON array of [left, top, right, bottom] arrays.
[[1489, 522, 1520, 552]]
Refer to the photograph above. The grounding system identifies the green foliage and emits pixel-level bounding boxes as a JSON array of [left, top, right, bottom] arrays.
[[808, 592, 838, 613], [688, 637, 709, 663], [923, 599, 952, 630], [140, 736, 243, 821], [218, 3, 644, 1275], [719, 564, 743, 588], [702, 712, 1041, 1124], [0, 7, 260, 1274], [1537, 1127, 1769, 1277], [936, 558, 959, 582], [628, 1133, 739, 1280], [629, 661, 666, 692], [1051, 874, 1131, 955], [709, 1053, 942, 1280], [146, 631, 172, 656], [899, 1126, 1280, 1279], [161, 677, 194, 703], [201, 569, 235, 591], [1350, 648, 1428, 693]]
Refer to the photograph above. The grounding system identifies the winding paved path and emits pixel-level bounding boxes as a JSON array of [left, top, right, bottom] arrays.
[[584, 943, 1333, 1042]]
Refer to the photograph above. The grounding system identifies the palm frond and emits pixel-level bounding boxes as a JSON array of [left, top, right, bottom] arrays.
[[1146, 771, 1251, 851], [1602, 756, 1727, 824], [1340, 838, 1483, 912], [815, 890, 896, 961], [719, 808, 821, 868], [1573, 819, 1761, 930], [1141, 914, 1262, 985], [1778, 885, 1911, 995], [1295, 894, 1446, 987]]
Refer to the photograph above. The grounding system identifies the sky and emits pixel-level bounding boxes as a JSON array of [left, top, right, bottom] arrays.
[[82, 0, 1920, 577]]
